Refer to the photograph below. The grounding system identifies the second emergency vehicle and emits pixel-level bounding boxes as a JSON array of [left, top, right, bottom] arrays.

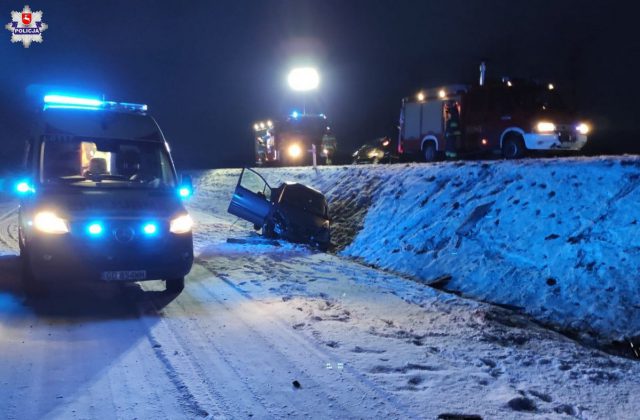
[[398, 70, 591, 161], [254, 113, 337, 166]]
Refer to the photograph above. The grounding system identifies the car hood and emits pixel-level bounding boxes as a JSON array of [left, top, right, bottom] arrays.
[[30, 188, 186, 219]]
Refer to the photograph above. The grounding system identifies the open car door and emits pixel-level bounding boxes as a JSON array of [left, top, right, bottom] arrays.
[[227, 168, 272, 227]]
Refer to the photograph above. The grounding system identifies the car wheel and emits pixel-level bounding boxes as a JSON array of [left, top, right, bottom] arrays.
[[165, 277, 185, 293], [423, 143, 437, 162], [502, 135, 526, 159]]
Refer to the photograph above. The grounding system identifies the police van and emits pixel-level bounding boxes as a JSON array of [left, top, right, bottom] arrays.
[[16, 94, 194, 294]]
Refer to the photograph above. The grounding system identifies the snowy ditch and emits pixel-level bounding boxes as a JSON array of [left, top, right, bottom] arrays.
[[190, 156, 640, 346]]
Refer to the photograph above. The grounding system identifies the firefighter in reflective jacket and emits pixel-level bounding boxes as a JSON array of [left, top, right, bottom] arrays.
[[444, 102, 462, 158]]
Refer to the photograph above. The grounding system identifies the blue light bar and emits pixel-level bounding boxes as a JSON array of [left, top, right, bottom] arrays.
[[291, 111, 300, 119], [178, 187, 192, 199], [43, 94, 148, 113], [44, 95, 102, 107], [15, 180, 35, 195]]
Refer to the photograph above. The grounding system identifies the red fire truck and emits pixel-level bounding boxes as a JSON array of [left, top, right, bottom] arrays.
[[398, 74, 591, 161], [254, 113, 337, 166]]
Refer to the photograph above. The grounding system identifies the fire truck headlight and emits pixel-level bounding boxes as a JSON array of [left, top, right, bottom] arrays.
[[34, 211, 69, 234], [170, 214, 193, 234], [536, 121, 556, 133], [576, 123, 591, 135], [287, 144, 302, 159]]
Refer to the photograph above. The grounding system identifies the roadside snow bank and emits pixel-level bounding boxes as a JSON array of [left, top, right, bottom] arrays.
[[340, 157, 640, 342], [190, 156, 640, 342]]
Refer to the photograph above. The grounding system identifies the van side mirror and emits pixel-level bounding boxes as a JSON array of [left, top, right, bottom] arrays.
[[178, 174, 193, 199]]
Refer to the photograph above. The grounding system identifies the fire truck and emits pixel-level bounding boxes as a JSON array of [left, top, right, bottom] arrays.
[[398, 66, 591, 161], [254, 113, 337, 166]]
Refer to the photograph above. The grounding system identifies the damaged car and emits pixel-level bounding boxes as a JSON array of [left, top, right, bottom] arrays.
[[227, 168, 331, 250], [352, 136, 397, 164]]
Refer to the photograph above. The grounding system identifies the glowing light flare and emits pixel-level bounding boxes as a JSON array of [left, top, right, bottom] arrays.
[[417, 92, 425, 101], [43, 95, 102, 107], [143, 223, 158, 235], [34, 211, 69, 234], [536, 121, 556, 133], [287, 144, 302, 158], [287, 67, 320, 91], [15, 181, 34, 194], [576, 123, 591, 135], [87, 223, 104, 236], [438, 89, 446, 99], [170, 214, 194, 234]]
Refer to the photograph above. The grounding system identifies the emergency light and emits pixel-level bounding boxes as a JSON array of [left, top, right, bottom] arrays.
[[87, 223, 104, 236], [178, 187, 192, 199], [143, 223, 158, 236], [15, 180, 34, 195], [43, 94, 148, 112]]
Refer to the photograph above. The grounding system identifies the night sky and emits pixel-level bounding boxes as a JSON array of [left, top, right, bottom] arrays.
[[1, 0, 637, 169]]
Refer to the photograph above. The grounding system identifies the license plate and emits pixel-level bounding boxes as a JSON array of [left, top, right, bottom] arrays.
[[100, 270, 147, 281]]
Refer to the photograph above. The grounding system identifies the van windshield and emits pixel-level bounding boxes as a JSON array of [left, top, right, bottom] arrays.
[[40, 136, 177, 189]]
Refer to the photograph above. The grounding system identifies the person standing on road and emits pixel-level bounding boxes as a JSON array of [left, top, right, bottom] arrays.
[[444, 102, 462, 158]]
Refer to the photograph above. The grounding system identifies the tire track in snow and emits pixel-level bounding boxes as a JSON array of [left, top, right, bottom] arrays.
[[192, 264, 420, 418], [135, 292, 227, 418]]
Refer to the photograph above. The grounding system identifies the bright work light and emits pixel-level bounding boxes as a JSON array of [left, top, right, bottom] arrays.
[[287, 67, 320, 91]]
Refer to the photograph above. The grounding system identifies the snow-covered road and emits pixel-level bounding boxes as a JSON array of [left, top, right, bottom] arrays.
[[1, 169, 640, 419]]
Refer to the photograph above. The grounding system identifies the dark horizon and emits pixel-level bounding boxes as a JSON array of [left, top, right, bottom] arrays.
[[1, 0, 638, 169]]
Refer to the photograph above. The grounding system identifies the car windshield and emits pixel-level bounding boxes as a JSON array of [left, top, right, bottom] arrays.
[[40, 136, 176, 189]]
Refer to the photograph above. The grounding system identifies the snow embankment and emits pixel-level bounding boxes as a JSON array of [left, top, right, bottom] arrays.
[[190, 156, 640, 342]]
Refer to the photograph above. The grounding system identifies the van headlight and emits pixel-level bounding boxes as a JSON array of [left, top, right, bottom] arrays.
[[287, 144, 302, 158], [170, 214, 194, 234], [536, 121, 556, 133], [34, 211, 69, 234]]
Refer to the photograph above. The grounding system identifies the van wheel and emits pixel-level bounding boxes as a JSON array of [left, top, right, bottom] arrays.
[[502, 135, 526, 159], [423, 143, 437, 162], [165, 277, 184, 293]]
